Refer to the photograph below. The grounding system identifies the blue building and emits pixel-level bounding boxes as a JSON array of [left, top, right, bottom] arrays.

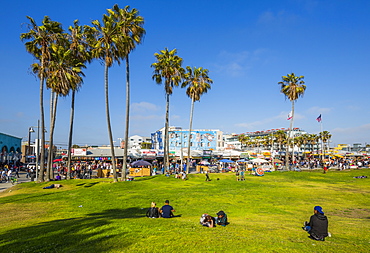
[[0, 132, 22, 164], [151, 127, 223, 151]]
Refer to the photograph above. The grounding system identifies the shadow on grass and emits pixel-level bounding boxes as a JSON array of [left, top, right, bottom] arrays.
[[0, 192, 61, 204], [76, 182, 100, 188], [0, 207, 143, 252]]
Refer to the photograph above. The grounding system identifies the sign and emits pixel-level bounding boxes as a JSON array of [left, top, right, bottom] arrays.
[[71, 148, 87, 156]]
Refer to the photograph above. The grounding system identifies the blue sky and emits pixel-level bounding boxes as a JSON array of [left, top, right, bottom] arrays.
[[1, 0, 370, 148]]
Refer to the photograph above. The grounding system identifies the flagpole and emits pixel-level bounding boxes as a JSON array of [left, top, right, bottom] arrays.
[[320, 116, 324, 165]]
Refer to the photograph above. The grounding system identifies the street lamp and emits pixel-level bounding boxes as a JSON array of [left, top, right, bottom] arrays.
[[30, 120, 47, 180], [28, 127, 35, 163]]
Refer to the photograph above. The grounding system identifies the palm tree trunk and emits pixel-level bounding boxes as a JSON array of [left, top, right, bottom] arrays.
[[38, 76, 46, 182], [122, 56, 130, 181], [163, 93, 170, 171], [67, 90, 75, 180], [286, 101, 295, 170], [186, 97, 195, 174], [104, 64, 117, 182], [47, 93, 58, 180]]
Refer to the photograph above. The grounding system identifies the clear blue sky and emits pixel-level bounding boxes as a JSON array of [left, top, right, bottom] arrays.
[[1, 0, 370, 148]]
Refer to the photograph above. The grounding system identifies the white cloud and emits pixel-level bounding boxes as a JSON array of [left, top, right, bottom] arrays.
[[257, 10, 298, 25], [306, 106, 332, 115], [131, 114, 163, 121], [331, 124, 370, 144], [214, 49, 269, 77], [235, 111, 304, 130], [131, 102, 160, 113]]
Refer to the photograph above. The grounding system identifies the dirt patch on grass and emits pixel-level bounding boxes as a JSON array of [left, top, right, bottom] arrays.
[[331, 208, 370, 219]]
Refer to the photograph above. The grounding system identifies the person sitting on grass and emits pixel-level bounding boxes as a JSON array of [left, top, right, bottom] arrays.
[[146, 202, 160, 218], [200, 214, 215, 227], [215, 210, 228, 226], [160, 200, 175, 218], [303, 206, 329, 241]]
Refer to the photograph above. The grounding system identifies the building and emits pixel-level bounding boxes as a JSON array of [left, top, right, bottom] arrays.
[[151, 127, 223, 152], [0, 132, 22, 164]]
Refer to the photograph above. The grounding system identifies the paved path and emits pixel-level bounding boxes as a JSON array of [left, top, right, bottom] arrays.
[[0, 171, 33, 193]]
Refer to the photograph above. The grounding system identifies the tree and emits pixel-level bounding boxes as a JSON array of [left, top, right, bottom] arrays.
[[274, 130, 287, 156], [45, 37, 86, 180], [21, 16, 63, 182], [151, 48, 184, 171], [309, 134, 319, 153], [88, 13, 123, 182], [66, 20, 91, 180], [279, 73, 306, 168], [182, 66, 212, 173], [109, 4, 145, 181], [238, 134, 250, 150], [319, 131, 332, 157], [300, 134, 310, 154]]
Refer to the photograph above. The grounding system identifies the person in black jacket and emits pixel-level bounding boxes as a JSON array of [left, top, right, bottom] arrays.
[[303, 206, 329, 241], [146, 202, 160, 218]]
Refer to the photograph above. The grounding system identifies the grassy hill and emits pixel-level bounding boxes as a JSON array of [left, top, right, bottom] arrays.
[[0, 169, 369, 252]]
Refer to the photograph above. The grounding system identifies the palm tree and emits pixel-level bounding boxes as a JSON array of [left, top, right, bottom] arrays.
[[294, 136, 304, 153], [274, 130, 287, 157], [309, 134, 319, 154], [45, 39, 86, 180], [151, 48, 184, 171], [238, 134, 250, 150], [319, 131, 332, 158], [109, 4, 145, 181], [20, 16, 63, 182], [300, 134, 310, 154], [182, 66, 213, 173], [88, 13, 123, 182], [279, 73, 306, 168], [66, 20, 91, 180]]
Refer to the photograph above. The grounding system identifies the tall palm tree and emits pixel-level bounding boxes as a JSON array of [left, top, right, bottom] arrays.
[[109, 4, 145, 181], [20, 16, 63, 182], [279, 73, 306, 168], [182, 66, 212, 173], [151, 48, 184, 171], [88, 13, 123, 182], [45, 40, 86, 180], [66, 20, 91, 180]]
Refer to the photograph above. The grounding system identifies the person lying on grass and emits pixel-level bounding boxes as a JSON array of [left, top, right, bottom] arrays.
[[200, 214, 215, 227], [303, 206, 329, 241]]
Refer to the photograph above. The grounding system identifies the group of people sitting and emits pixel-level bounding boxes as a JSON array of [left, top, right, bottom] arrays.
[[146, 201, 329, 241], [146, 200, 175, 218], [200, 211, 228, 227]]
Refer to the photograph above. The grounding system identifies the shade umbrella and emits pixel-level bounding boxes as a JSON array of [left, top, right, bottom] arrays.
[[53, 158, 63, 163], [131, 160, 151, 167], [199, 160, 210, 165], [251, 158, 268, 163], [219, 159, 235, 163]]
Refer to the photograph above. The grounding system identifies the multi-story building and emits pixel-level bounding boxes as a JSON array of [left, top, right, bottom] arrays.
[[151, 127, 223, 151], [0, 132, 22, 164]]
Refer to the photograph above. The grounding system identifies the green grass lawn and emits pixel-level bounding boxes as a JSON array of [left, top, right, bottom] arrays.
[[0, 169, 369, 252]]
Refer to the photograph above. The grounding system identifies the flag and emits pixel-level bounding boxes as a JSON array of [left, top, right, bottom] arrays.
[[287, 111, 293, 120], [316, 114, 322, 122]]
